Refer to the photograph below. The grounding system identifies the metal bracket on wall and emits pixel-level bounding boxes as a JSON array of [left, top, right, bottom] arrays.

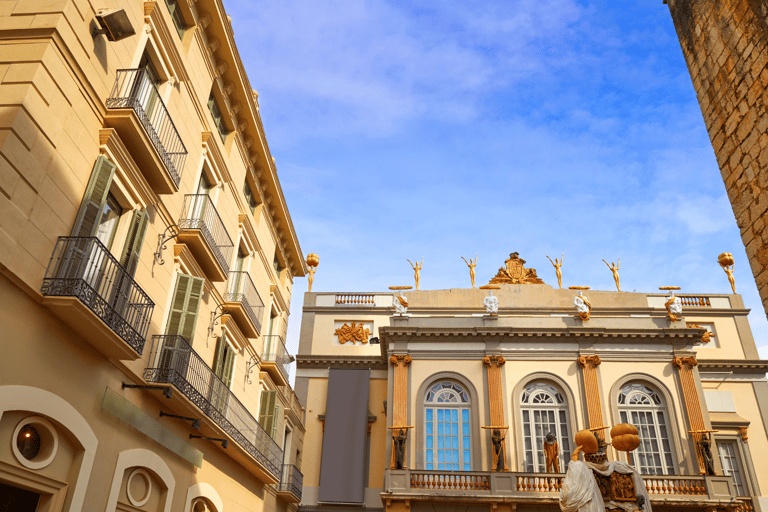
[[208, 304, 228, 338], [154, 224, 181, 265], [245, 355, 260, 386]]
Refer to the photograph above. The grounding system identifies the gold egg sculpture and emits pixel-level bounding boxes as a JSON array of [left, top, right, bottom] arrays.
[[718, 252, 734, 267], [610, 423, 641, 452], [306, 253, 320, 267], [574, 429, 599, 454]]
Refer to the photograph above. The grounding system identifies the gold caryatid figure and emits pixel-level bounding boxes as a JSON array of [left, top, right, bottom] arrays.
[[488, 252, 544, 285], [461, 254, 478, 288], [717, 252, 736, 293], [407, 258, 423, 290], [306, 253, 319, 292], [602, 258, 620, 291], [546, 254, 564, 289]]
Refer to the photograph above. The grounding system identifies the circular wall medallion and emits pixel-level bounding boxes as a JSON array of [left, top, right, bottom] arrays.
[[11, 416, 58, 470], [126, 468, 152, 507]]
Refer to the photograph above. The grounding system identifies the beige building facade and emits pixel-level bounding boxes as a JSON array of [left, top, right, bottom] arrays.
[[296, 268, 768, 512], [0, 0, 306, 511]]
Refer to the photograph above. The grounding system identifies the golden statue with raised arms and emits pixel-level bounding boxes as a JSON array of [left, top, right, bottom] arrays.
[[461, 254, 478, 288], [546, 254, 564, 289], [407, 258, 423, 290], [602, 258, 620, 291]]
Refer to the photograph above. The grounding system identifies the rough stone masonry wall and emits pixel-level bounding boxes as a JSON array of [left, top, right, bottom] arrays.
[[666, 0, 768, 319]]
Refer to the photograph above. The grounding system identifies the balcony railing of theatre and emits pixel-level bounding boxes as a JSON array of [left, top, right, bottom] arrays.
[[178, 194, 234, 274], [41, 236, 154, 354], [262, 335, 292, 381], [106, 68, 187, 187], [224, 271, 264, 334], [144, 335, 283, 478], [278, 463, 303, 501]]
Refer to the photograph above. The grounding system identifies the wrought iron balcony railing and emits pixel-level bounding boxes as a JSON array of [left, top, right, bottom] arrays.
[[178, 194, 234, 274], [40, 237, 154, 354], [262, 335, 292, 381], [225, 271, 264, 334], [278, 463, 303, 500], [106, 68, 187, 187], [144, 335, 283, 478]]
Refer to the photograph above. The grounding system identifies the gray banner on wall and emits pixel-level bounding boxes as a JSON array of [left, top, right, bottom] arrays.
[[318, 368, 371, 504]]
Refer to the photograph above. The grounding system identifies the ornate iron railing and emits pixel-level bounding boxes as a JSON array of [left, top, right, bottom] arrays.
[[106, 68, 187, 187], [278, 463, 303, 500], [144, 335, 283, 477], [41, 237, 154, 354], [262, 335, 292, 381], [178, 194, 234, 274], [225, 271, 263, 334]]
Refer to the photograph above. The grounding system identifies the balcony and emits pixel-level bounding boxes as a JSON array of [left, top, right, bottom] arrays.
[[177, 195, 234, 282], [40, 237, 154, 360], [105, 68, 187, 194], [261, 335, 292, 387], [144, 335, 283, 483], [276, 464, 303, 503], [224, 272, 263, 338], [385, 470, 740, 510]]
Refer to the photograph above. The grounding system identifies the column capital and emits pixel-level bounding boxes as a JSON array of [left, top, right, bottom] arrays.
[[577, 355, 601, 368], [673, 356, 697, 369], [390, 354, 412, 367], [483, 355, 506, 368]]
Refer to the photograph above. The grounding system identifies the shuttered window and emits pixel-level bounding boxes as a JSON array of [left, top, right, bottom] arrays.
[[119, 209, 148, 277], [259, 390, 278, 439], [208, 92, 228, 143], [165, 273, 204, 342], [71, 156, 116, 238], [243, 180, 258, 214], [211, 333, 236, 413]]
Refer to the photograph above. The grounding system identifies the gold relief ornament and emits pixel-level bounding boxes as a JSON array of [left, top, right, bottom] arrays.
[[687, 323, 714, 345], [306, 253, 319, 292], [673, 356, 697, 369], [546, 254, 564, 289], [461, 253, 478, 288], [602, 258, 620, 291], [407, 258, 423, 290], [488, 252, 545, 285], [717, 252, 736, 293], [334, 322, 371, 344], [660, 286, 682, 321], [570, 286, 591, 320]]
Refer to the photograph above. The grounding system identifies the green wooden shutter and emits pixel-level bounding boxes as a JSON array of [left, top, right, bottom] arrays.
[[166, 273, 204, 342], [259, 390, 277, 438], [71, 156, 116, 238], [119, 209, 149, 277]]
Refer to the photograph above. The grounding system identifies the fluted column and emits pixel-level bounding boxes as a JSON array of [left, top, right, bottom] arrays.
[[673, 356, 707, 474], [577, 355, 605, 438], [483, 355, 508, 471], [390, 354, 412, 469]]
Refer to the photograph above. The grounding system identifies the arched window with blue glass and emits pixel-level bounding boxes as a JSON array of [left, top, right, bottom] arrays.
[[424, 381, 471, 471]]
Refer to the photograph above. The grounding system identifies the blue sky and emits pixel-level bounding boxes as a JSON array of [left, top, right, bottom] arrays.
[[223, 0, 768, 366]]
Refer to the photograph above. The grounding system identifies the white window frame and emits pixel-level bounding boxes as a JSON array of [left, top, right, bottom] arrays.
[[618, 383, 675, 475], [423, 381, 472, 471], [520, 382, 572, 473]]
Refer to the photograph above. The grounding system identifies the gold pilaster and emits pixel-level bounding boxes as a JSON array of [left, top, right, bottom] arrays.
[[577, 355, 605, 438], [673, 356, 707, 474], [483, 355, 509, 471], [390, 354, 412, 469]]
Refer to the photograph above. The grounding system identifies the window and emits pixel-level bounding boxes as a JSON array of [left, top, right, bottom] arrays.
[[208, 92, 228, 143], [273, 254, 283, 278], [211, 333, 236, 413], [95, 193, 122, 249], [424, 381, 471, 471], [164, 0, 186, 39], [259, 390, 279, 439], [618, 383, 675, 475], [718, 439, 747, 496], [520, 382, 572, 472], [244, 180, 258, 214]]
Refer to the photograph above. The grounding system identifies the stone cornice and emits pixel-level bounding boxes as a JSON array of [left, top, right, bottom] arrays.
[[697, 359, 768, 373], [379, 326, 703, 341], [296, 355, 387, 370]]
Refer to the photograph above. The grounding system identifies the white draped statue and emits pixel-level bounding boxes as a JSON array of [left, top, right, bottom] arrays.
[[560, 456, 650, 512]]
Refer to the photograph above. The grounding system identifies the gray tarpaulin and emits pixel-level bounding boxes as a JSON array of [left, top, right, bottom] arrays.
[[318, 369, 371, 504]]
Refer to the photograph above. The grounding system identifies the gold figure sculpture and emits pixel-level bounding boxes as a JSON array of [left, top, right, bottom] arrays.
[[602, 258, 620, 291], [407, 258, 423, 290], [546, 254, 564, 289], [717, 252, 736, 293], [306, 253, 319, 292], [544, 432, 560, 473], [461, 254, 478, 288], [334, 322, 371, 344], [488, 252, 545, 285]]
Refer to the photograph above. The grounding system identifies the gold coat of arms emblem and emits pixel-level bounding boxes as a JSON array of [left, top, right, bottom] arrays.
[[488, 252, 545, 285], [335, 322, 371, 344]]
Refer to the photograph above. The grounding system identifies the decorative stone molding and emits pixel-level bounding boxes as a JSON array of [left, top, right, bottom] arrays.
[[672, 356, 707, 474], [577, 355, 605, 436], [577, 355, 601, 368], [483, 355, 508, 471], [673, 356, 698, 369]]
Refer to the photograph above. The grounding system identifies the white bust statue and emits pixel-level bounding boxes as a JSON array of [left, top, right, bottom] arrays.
[[483, 290, 499, 314]]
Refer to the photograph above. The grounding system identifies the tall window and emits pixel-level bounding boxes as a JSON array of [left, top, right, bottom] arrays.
[[618, 383, 675, 475], [520, 382, 572, 472], [718, 440, 747, 496], [424, 381, 471, 471], [207, 92, 228, 143], [164, 0, 186, 39], [243, 180, 258, 214]]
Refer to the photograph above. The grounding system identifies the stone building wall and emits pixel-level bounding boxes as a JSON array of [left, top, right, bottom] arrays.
[[666, 0, 768, 319]]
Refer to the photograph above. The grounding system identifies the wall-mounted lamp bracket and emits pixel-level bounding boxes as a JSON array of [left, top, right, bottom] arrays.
[[160, 411, 201, 430], [189, 434, 228, 449], [208, 304, 228, 338], [122, 383, 173, 399], [154, 225, 180, 265], [245, 355, 260, 385]]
